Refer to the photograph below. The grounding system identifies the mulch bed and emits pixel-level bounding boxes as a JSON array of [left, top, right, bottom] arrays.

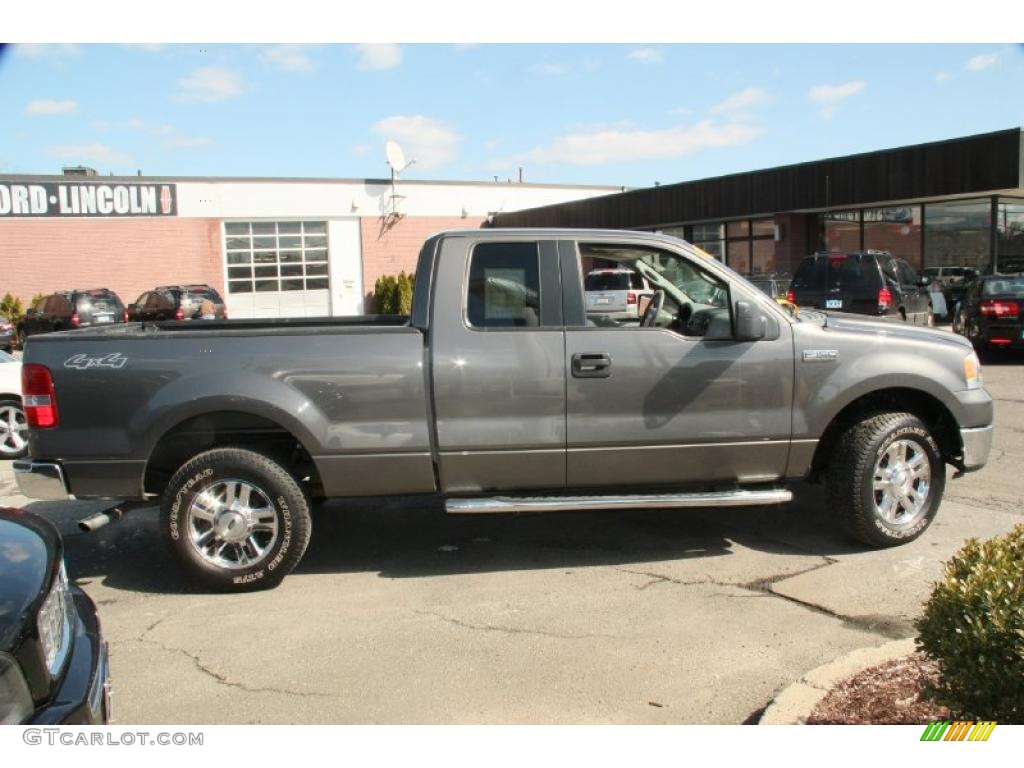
[[807, 652, 952, 725]]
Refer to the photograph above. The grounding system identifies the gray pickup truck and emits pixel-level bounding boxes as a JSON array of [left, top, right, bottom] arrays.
[[15, 229, 994, 591]]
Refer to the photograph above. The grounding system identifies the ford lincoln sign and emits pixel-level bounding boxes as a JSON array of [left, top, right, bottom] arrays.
[[0, 180, 177, 217]]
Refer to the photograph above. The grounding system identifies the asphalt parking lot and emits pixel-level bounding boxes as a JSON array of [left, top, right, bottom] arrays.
[[1, 350, 1021, 725]]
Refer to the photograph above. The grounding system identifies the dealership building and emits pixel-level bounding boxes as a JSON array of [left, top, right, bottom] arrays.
[[0, 174, 620, 317], [2, 128, 1022, 319], [493, 128, 1024, 279]]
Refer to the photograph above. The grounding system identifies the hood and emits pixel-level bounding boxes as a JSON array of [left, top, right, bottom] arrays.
[[797, 310, 973, 352], [0, 508, 61, 652]]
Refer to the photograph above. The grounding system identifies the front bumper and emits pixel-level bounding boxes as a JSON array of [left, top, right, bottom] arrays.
[[13, 460, 73, 501], [28, 588, 111, 725], [960, 425, 994, 472]]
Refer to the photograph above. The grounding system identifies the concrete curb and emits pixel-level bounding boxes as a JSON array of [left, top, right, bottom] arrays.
[[759, 637, 917, 724]]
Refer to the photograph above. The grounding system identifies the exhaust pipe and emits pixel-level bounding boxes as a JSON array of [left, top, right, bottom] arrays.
[[78, 508, 123, 533]]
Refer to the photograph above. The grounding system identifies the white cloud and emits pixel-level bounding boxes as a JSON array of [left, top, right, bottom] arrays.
[[50, 143, 131, 166], [175, 67, 245, 103], [26, 99, 78, 115], [494, 119, 761, 168], [163, 134, 213, 150], [935, 71, 951, 82], [370, 115, 459, 170], [263, 45, 317, 73], [627, 48, 664, 64], [355, 44, 402, 71], [808, 80, 866, 103], [15, 44, 80, 58], [710, 87, 770, 114], [530, 62, 569, 76], [966, 52, 998, 71]]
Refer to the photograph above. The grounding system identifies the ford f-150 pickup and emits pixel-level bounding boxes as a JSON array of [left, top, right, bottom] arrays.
[[14, 229, 994, 591]]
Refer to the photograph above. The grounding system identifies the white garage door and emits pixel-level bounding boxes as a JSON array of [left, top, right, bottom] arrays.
[[223, 220, 331, 318]]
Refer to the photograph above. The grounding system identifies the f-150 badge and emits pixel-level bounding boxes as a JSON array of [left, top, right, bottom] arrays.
[[802, 350, 838, 362], [64, 353, 128, 370]]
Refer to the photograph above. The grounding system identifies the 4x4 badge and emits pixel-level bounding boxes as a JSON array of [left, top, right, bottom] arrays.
[[64, 353, 128, 370], [802, 349, 838, 362]]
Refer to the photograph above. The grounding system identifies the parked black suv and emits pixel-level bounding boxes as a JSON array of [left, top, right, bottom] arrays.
[[789, 250, 933, 324], [127, 284, 227, 322], [17, 289, 127, 345], [952, 274, 1024, 353], [0, 507, 110, 724]]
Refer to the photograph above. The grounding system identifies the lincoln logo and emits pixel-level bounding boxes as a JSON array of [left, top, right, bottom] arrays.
[[0, 181, 177, 217]]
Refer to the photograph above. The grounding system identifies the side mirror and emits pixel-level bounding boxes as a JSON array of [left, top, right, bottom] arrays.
[[734, 300, 766, 341]]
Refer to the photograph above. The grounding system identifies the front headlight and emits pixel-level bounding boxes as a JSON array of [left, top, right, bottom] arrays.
[[963, 351, 983, 390], [0, 652, 34, 724], [37, 561, 73, 678]]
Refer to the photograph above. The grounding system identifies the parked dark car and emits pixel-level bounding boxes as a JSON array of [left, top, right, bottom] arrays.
[[952, 274, 1024, 353], [0, 319, 14, 353], [16, 289, 126, 346], [0, 507, 110, 724], [789, 250, 933, 324], [127, 284, 227, 322]]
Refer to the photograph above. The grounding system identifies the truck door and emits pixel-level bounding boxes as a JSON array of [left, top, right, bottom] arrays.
[[561, 238, 794, 489], [430, 236, 566, 494]]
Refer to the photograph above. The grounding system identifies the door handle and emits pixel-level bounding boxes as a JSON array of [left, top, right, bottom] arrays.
[[572, 352, 611, 378]]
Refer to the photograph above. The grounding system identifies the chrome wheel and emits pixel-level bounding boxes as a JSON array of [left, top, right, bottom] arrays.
[[0, 402, 28, 457], [873, 439, 931, 525], [187, 479, 279, 570]]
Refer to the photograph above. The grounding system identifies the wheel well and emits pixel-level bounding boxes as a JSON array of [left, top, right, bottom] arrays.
[[809, 388, 962, 481], [144, 411, 322, 497]]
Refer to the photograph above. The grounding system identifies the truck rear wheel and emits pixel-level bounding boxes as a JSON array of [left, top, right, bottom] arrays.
[[161, 447, 312, 592], [826, 412, 945, 548]]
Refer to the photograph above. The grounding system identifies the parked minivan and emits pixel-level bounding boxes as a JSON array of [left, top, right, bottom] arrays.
[[789, 251, 933, 324], [17, 289, 127, 345], [128, 284, 227, 322]]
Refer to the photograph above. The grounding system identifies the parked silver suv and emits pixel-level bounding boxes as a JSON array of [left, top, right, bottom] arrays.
[[584, 268, 654, 321]]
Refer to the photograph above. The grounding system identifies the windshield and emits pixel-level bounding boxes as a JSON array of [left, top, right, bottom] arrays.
[[982, 277, 1024, 297]]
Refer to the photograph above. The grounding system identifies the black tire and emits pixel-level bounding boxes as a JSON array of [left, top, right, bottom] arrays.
[[161, 447, 312, 592], [826, 412, 945, 548]]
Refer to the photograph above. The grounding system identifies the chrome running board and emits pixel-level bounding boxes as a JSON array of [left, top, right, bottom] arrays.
[[445, 488, 792, 514]]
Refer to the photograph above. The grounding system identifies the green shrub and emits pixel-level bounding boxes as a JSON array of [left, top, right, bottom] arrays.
[[916, 524, 1024, 721], [30, 293, 44, 310], [394, 271, 414, 315], [0, 292, 24, 324], [373, 274, 397, 314]]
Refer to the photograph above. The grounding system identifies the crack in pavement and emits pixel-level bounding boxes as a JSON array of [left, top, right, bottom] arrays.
[[415, 610, 624, 640], [614, 567, 728, 591], [125, 614, 330, 698]]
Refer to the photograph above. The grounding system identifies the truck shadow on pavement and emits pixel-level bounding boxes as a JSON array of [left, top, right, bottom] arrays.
[[22, 483, 869, 596]]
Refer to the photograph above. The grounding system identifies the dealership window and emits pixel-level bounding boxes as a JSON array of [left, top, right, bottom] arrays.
[[691, 222, 724, 262], [723, 217, 776, 275], [223, 221, 329, 294], [996, 198, 1024, 272], [821, 210, 860, 252], [922, 199, 990, 272], [863, 206, 922, 269]]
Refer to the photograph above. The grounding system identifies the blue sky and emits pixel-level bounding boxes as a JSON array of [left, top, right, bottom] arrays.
[[1, 43, 1022, 187]]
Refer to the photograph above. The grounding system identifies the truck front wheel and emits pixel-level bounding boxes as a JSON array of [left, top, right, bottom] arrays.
[[826, 412, 946, 548], [161, 447, 312, 591]]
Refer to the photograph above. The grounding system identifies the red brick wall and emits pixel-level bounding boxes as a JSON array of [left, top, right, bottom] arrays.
[[0, 218, 223, 306], [360, 215, 485, 311]]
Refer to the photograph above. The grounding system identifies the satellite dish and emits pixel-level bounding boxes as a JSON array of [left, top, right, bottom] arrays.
[[386, 140, 407, 173]]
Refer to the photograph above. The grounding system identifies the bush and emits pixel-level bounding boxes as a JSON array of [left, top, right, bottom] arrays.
[[373, 272, 415, 315], [916, 523, 1024, 721], [0, 292, 24, 324], [30, 293, 44, 310]]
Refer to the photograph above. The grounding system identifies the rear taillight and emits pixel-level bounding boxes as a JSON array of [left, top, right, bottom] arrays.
[[70, 312, 80, 328], [175, 307, 185, 321], [22, 364, 58, 428], [123, 308, 129, 323], [626, 291, 637, 305], [877, 287, 893, 310], [221, 307, 228, 320], [980, 299, 1019, 318], [786, 289, 795, 304]]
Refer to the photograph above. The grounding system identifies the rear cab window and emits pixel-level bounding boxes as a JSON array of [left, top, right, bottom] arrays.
[[467, 242, 542, 328]]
